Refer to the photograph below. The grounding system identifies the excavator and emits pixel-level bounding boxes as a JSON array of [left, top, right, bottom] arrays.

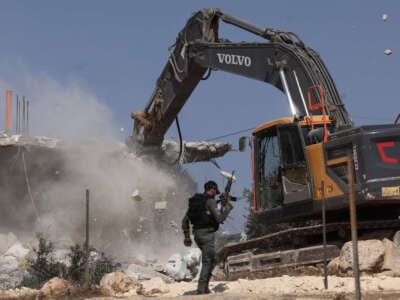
[[130, 8, 400, 276]]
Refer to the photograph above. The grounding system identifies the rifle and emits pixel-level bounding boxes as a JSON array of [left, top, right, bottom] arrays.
[[217, 171, 237, 210]]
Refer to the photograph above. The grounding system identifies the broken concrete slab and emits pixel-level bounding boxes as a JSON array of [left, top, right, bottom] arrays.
[[162, 140, 233, 163], [339, 240, 384, 273]]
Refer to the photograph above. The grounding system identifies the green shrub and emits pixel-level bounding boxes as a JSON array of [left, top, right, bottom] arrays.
[[21, 235, 120, 288]]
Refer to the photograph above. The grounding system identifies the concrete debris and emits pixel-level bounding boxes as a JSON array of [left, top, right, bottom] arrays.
[[239, 232, 248, 242], [154, 201, 167, 210], [384, 49, 393, 56], [163, 140, 232, 163], [0, 255, 20, 274], [99, 272, 141, 297], [137, 277, 169, 296], [0, 235, 30, 290], [5, 243, 30, 261], [338, 240, 385, 273], [163, 248, 201, 281], [0, 256, 27, 290], [382, 13, 388, 21], [124, 262, 174, 283], [0, 133, 60, 148], [40, 277, 77, 299], [220, 170, 237, 181], [382, 238, 400, 273], [131, 189, 142, 201]]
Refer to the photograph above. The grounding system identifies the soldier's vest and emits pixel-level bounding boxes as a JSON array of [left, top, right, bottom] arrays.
[[188, 193, 219, 231]]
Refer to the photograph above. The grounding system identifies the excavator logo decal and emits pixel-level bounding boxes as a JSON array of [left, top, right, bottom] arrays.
[[216, 53, 252, 67], [376, 141, 399, 164]]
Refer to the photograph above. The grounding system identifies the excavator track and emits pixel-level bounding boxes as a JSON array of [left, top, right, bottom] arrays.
[[217, 220, 400, 280]]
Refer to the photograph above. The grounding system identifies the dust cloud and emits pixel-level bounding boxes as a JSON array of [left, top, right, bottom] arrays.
[[33, 141, 195, 262], [0, 67, 195, 263]]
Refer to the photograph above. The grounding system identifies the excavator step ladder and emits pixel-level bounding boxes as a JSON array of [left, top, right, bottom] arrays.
[[307, 85, 329, 142]]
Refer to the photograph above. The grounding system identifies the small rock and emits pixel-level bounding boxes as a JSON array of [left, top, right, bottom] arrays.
[[40, 277, 76, 299], [99, 272, 141, 296]]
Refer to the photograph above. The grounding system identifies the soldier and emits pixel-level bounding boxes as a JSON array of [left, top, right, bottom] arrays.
[[181, 180, 233, 294]]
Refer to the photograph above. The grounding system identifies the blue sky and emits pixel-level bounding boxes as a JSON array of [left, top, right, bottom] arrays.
[[0, 1, 399, 232]]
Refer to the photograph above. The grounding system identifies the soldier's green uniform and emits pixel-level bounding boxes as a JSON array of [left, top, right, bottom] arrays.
[[182, 181, 233, 294]]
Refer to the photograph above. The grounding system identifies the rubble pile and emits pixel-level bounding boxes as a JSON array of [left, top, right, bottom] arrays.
[[328, 236, 400, 276], [0, 232, 31, 290]]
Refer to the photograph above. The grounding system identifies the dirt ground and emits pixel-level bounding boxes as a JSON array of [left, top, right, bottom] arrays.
[[86, 275, 400, 300]]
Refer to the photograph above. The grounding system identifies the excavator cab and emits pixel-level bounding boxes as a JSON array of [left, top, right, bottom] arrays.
[[252, 118, 312, 213]]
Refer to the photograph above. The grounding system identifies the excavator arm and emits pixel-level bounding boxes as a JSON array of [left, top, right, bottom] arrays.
[[131, 8, 352, 149]]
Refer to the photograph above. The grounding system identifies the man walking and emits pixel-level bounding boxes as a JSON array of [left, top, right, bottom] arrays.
[[182, 180, 233, 294]]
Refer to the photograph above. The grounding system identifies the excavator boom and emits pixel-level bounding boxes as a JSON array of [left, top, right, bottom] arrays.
[[131, 8, 352, 148]]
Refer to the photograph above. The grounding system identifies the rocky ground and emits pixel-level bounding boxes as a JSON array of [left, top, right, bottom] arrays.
[[3, 274, 400, 299], [4, 231, 400, 299]]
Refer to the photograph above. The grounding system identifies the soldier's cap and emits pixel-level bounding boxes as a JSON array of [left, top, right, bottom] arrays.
[[204, 180, 220, 194]]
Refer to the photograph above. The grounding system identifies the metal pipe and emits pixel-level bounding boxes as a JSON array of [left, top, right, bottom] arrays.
[[279, 68, 298, 116], [26, 100, 29, 136], [5, 90, 12, 133], [22, 96, 26, 135], [16, 95, 19, 134], [293, 70, 309, 117], [217, 11, 273, 40], [348, 151, 361, 300]]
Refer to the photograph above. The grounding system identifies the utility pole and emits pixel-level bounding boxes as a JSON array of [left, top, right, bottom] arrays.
[[348, 151, 361, 300]]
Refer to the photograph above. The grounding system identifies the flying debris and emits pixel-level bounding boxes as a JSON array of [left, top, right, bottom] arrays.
[[131, 189, 142, 201], [381, 14, 388, 21], [384, 49, 393, 56]]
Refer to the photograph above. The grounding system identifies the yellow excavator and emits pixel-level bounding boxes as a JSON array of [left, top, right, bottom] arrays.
[[130, 8, 400, 275]]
